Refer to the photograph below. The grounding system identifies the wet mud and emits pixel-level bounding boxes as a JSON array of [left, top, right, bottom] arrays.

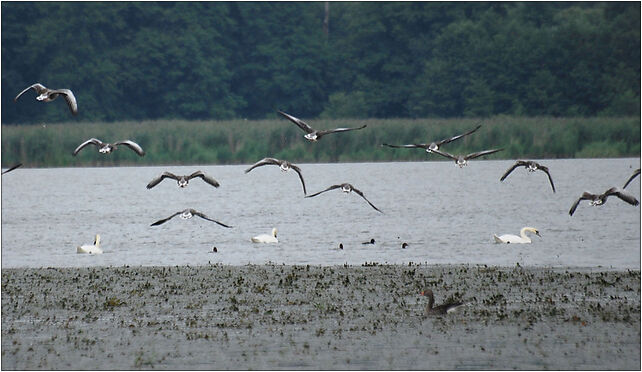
[[2, 264, 640, 369]]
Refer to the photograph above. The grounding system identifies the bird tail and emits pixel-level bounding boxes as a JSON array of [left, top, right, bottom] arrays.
[[493, 234, 503, 244]]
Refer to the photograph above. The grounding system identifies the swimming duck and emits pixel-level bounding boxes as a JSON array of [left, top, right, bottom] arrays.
[[1, 163, 22, 175], [278, 110, 366, 142], [420, 289, 464, 316], [245, 157, 307, 194], [305, 183, 383, 213], [382, 124, 481, 153], [362, 239, 375, 245], [623, 168, 640, 189], [147, 171, 220, 189], [251, 228, 278, 243], [15, 83, 78, 115], [500, 160, 555, 192], [569, 187, 639, 216], [493, 227, 541, 244], [431, 148, 503, 167], [73, 138, 145, 157], [151, 208, 232, 227], [77, 234, 103, 254]]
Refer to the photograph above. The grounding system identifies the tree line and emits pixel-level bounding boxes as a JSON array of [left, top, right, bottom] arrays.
[[1, 2, 640, 124]]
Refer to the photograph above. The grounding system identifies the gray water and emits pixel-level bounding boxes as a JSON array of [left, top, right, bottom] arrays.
[[1, 159, 640, 269]]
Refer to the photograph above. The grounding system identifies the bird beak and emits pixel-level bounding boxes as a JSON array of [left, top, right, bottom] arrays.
[[536, 231, 541, 237], [419, 291, 425, 296]]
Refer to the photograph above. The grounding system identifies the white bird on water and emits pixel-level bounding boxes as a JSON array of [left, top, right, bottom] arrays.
[[493, 227, 541, 244], [77, 234, 103, 254], [251, 228, 278, 243]]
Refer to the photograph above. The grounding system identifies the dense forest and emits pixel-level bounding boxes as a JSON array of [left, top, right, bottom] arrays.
[[2, 2, 640, 124]]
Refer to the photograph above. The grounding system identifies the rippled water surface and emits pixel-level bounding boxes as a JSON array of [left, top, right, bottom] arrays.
[[2, 159, 640, 268]]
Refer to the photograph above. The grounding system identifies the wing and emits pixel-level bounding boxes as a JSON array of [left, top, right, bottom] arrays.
[[14, 83, 47, 101], [150, 211, 182, 226], [278, 110, 314, 134], [623, 169, 641, 189], [114, 140, 145, 156], [606, 188, 640, 206], [317, 125, 367, 138], [499, 161, 525, 182], [146, 172, 178, 189], [568, 192, 594, 216], [381, 143, 430, 150], [192, 211, 233, 228], [1, 163, 22, 174], [465, 148, 503, 160], [52, 89, 78, 115], [72, 138, 103, 156], [435, 124, 482, 146], [305, 184, 343, 198], [244, 158, 280, 173], [289, 164, 307, 195], [189, 171, 220, 187], [537, 165, 556, 193], [352, 187, 383, 213], [429, 148, 458, 161]]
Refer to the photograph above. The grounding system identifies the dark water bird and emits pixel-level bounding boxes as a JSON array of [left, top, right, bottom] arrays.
[[420, 289, 464, 316], [623, 168, 641, 189], [15, 83, 78, 115], [147, 171, 219, 189], [2, 163, 22, 174], [245, 157, 307, 194], [73, 138, 145, 157], [278, 110, 366, 142], [402, 242, 408, 249], [151, 208, 232, 227], [211, 247, 218, 253], [500, 160, 556, 192], [339, 243, 344, 250], [362, 238, 375, 245], [431, 148, 503, 167], [306, 183, 383, 213], [382, 124, 482, 154], [568, 187, 639, 216]]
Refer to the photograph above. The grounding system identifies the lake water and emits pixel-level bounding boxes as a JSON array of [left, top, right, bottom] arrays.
[[1, 159, 640, 269]]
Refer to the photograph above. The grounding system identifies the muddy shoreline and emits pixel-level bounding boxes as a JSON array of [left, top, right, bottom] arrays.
[[2, 264, 640, 370]]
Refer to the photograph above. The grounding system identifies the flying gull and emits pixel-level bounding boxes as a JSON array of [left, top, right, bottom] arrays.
[[278, 110, 366, 142], [15, 83, 78, 115]]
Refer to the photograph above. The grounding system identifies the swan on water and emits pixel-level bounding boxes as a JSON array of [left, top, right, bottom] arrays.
[[305, 183, 383, 213], [382, 123, 482, 154], [278, 110, 366, 142], [77, 234, 103, 254], [15, 83, 78, 115], [251, 228, 278, 243], [244, 157, 307, 194], [73, 138, 145, 157], [420, 289, 465, 316], [500, 160, 556, 192], [147, 171, 220, 189], [431, 148, 503, 167], [493, 227, 541, 244], [569, 187, 639, 216]]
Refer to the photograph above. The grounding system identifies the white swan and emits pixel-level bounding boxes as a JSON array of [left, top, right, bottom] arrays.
[[77, 234, 103, 254], [251, 228, 278, 243], [493, 227, 540, 244]]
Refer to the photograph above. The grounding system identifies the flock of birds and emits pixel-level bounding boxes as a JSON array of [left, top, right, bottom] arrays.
[[5, 81, 641, 315], [7, 83, 642, 245]]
